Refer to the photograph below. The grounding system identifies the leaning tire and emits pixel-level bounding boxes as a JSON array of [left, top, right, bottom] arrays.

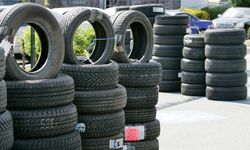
[[0, 80, 7, 114], [13, 131, 82, 150], [60, 8, 114, 64], [0, 47, 6, 81], [0, 3, 64, 80], [112, 10, 153, 63], [0, 111, 14, 150], [206, 86, 247, 100]]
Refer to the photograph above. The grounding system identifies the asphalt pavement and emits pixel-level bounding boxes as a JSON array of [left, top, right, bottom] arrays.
[[156, 53, 250, 150]]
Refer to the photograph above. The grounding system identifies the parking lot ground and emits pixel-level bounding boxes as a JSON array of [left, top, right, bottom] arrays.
[[157, 54, 250, 150]]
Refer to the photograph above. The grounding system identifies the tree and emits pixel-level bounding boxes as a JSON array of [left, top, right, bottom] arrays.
[[231, 0, 250, 7]]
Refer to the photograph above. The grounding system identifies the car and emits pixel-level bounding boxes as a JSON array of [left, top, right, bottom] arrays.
[[212, 7, 250, 37], [165, 10, 214, 34]]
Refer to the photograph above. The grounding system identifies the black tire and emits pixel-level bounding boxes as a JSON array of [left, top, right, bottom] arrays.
[[130, 4, 165, 17], [78, 110, 125, 138], [153, 44, 183, 57], [0, 111, 14, 150], [155, 15, 189, 25], [181, 83, 206, 96], [205, 44, 246, 59], [6, 74, 75, 109], [205, 58, 246, 73], [112, 10, 153, 63], [162, 69, 181, 81], [0, 3, 64, 80], [118, 61, 162, 87], [126, 86, 158, 109], [116, 6, 130, 11], [81, 133, 123, 150], [206, 72, 247, 87], [182, 47, 205, 60], [0, 47, 6, 81], [11, 103, 78, 138], [204, 29, 246, 45], [154, 35, 184, 45], [0, 80, 7, 114], [206, 86, 247, 100], [125, 139, 159, 150], [60, 8, 114, 64], [181, 58, 205, 72], [148, 17, 156, 26], [125, 119, 160, 141], [184, 34, 205, 48], [152, 56, 181, 70], [153, 24, 186, 35], [13, 131, 82, 150], [159, 80, 181, 92], [181, 71, 205, 84], [125, 107, 156, 124], [61, 61, 119, 91], [74, 85, 127, 113]]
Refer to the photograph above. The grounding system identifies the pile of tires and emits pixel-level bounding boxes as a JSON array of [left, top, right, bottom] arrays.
[[181, 34, 206, 96], [0, 47, 14, 150], [1, 4, 82, 150], [119, 61, 162, 150], [60, 8, 126, 150], [152, 15, 189, 92], [204, 29, 247, 100]]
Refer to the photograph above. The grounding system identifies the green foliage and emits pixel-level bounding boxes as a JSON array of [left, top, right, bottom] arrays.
[[231, 0, 250, 7], [180, 8, 210, 20], [202, 7, 227, 19], [73, 27, 95, 57]]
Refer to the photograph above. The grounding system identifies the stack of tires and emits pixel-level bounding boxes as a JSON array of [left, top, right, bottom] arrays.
[[152, 15, 189, 92], [204, 29, 247, 100], [0, 47, 14, 150], [60, 8, 126, 150], [119, 62, 162, 150], [1, 3, 82, 150], [181, 34, 206, 96]]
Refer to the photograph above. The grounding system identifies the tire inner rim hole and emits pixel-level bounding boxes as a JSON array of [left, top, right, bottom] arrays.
[[13, 23, 48, 72]]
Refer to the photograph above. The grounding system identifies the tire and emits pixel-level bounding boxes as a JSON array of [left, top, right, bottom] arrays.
[[162, 69, 181, 81], [153, 44, 183, 57], [206, 86, 247, 100], [204, 29, 246, 45], [112, 10, 153, 63], [118, 61, 162, 87], [206, 72, 247, 87], [125, 139, 159, 150], [60, 8, 114, 64], [205, 44, 246, 59], [6, 74, 75, 109], [11, 103, 78, 138], [125, 119, 160, 141], [116, 6, 130, 11], [148, 17, 156, 26], [152, 56, 181, 70], [181, 58, 205, 72], [154, 35, 184, 45], [81, 133, 123, 150], [153, 24, 186, 35], [125, 107, 156, 124], [182, 47, 205, 59], [181, 71, 205, 84], [159, 80, 181, 92], [0, 47, 6, 81], [78, 110, 125, 138], [74, 85, 127, 113], [13, 131, 82, 150], [155, 15, 189, 25], [0, 111, 14, 150], [181, 83, 206, 96], [205, 58, 246, 73], [130, 4, 165, 17], [0, 3, 64, 80], [0, 80, 6, 114], [126, 86, 158, 109], [61, 61, 119, 91], [184, 34, 205, 48]]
